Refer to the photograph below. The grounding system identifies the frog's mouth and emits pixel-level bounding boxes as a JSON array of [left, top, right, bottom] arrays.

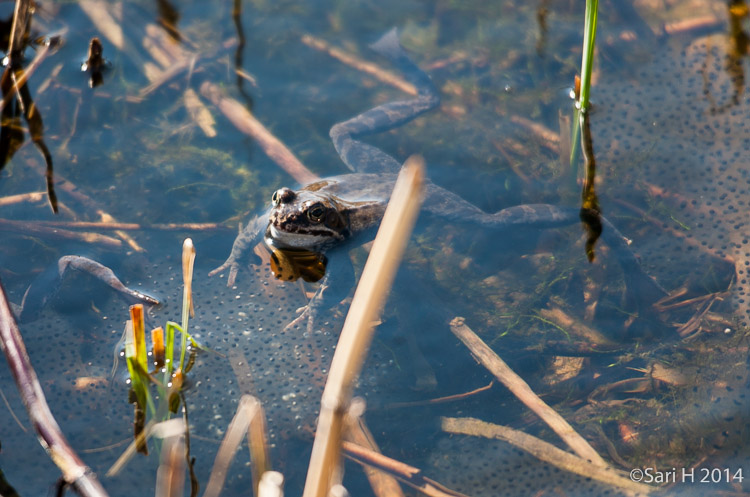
[[268, 224, 332, 249]]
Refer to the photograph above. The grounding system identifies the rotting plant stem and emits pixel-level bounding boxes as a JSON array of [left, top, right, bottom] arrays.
[[0, 279, 109, 497]]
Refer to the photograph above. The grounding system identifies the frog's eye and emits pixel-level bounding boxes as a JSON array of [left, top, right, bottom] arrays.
[[271, 191, 279, 205], [307, 204, 326, 222]]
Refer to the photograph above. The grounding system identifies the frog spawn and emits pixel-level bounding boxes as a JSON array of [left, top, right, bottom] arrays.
[[591, 34, 750, 327], [0, 253, 403, 495]]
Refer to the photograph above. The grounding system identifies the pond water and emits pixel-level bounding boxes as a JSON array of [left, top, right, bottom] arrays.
[[0, 0, 749, 496]]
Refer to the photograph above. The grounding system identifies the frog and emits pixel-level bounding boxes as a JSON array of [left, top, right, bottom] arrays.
[[209, 28, 666, 332]]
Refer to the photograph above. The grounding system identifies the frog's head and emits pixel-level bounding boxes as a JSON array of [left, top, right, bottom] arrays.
[[267, 187, 349, 249]]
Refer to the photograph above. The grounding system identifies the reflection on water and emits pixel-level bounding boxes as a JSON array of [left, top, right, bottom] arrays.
[[1, 0, 750, 496]]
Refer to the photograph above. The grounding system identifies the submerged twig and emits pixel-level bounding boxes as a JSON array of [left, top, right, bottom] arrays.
[[302, 156, 425, 497], [0, 279, 109, 497], [385, 381, 494, 409], [200, 81, 318, 185], [345, 415, 405, 497], [442, 417, 652, 495], [0, 218, 123, 248], [449, 317, 607, 467], [341, 441, 468, 497], [21, 220, 231, 232], [0, 191, 46, 207], [301, 34, 417, 95]]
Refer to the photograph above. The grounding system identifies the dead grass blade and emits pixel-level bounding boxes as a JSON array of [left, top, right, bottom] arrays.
[[302, 156, 425, 497], [442, 417, 652, 496], [449, 317, 607, 467]]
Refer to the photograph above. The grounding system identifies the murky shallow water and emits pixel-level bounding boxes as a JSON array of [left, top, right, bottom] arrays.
[[1, 0, 750, 496]]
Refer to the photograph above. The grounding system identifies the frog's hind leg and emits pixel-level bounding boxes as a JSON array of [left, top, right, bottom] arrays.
[[330, 28, 440, 174], [422, 191, 667, 307]]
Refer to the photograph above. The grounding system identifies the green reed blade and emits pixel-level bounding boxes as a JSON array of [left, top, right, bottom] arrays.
[[578, 0, 598, 111]]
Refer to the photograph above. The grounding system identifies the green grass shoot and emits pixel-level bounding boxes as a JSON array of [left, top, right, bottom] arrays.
[[578, 0, 598, 112]]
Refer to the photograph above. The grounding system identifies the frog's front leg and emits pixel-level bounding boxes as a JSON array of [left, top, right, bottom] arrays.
[[209, 213, 267, 286], [330, 28, 440, 174], [19, 256, 159, 323], [283, 251, 355, 334]]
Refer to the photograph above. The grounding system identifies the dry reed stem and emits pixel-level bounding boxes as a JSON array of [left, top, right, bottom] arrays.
[[345, 418, 405, 497], [247, 401, 271, 497], [0, 191, 46, 207], [442, 417, 652, 496], [302, 156, 425, 497], [301, 34, 417, 96], [448, 317, 607, 467], [154, 419, 187, 497], [0, 218, 122, 248], [201, 81, 319, 185], [341, 441, 468, 497], [0, 281, 109, 496], [203, 395, 260, 497]]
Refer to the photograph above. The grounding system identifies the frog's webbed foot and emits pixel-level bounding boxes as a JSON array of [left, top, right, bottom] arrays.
[[282, 253, 354, 334], [19, 255, 159, 323], [329, 28, 440, 175], [207, 258, 241, 287], [209, 214, 266, 287]]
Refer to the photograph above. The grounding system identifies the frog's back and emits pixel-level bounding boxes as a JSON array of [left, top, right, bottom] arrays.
[[301, 173, 398, 204]]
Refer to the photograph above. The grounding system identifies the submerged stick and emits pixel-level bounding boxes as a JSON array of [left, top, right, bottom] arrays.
[[345, 417, 405, 497], [0, 219, 122, 248], [0, 280, 109, 497], [0, 191, 46, 207], [341, 441, 468, 497], [448, 317, 607, 467], [302, 156, 425, 497], [301, 34, 417, 95], [200, 81, 318, 185], [442, 417, 652, 496], [26, 220, 231, 232]]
